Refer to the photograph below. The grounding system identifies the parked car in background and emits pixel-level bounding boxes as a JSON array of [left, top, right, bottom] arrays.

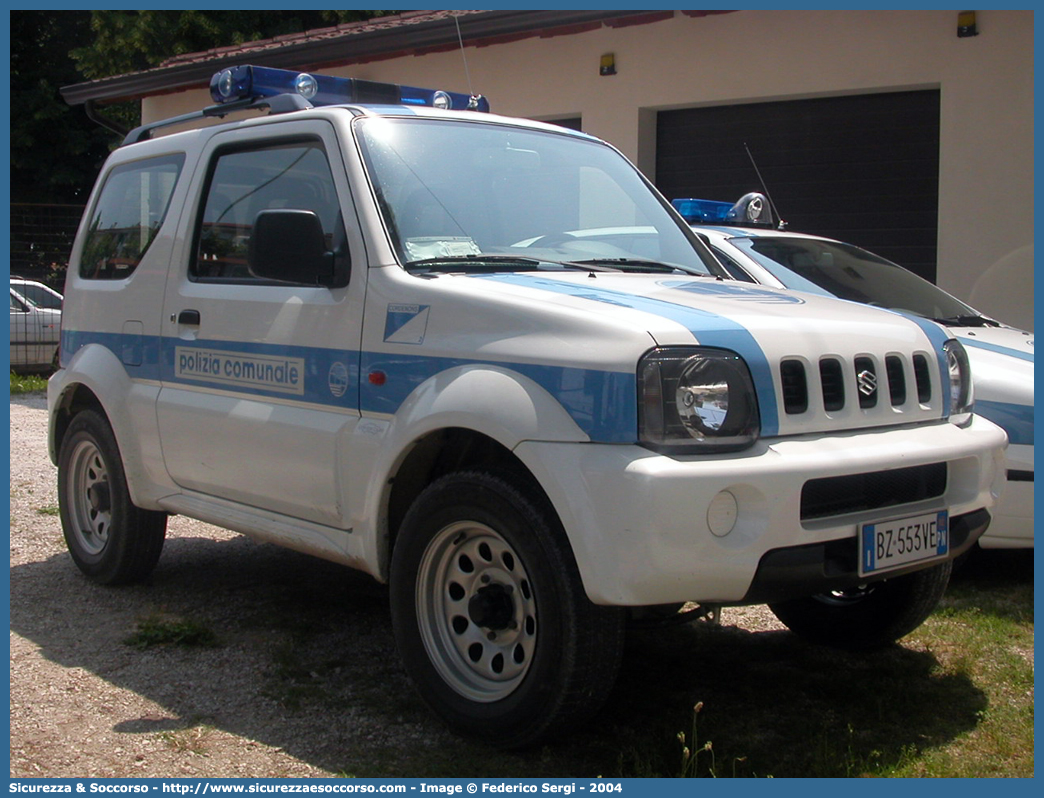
[[10, 286, 61, 372], [674, 194, 1033, 549], [11, 276, 64, 310]]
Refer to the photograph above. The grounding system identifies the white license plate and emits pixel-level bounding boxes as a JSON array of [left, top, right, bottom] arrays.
[[860, 510, 949, 576]]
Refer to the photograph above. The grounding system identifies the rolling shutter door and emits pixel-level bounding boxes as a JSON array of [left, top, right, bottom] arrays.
[[656, 91, 941, 281]]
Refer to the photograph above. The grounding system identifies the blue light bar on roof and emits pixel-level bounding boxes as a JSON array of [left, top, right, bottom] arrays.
[[209, 65, 490, 112], [671, 198, 734, 224]]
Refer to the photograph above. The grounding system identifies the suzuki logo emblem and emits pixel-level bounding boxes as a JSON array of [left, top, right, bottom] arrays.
[[857, 369, 878, 396]]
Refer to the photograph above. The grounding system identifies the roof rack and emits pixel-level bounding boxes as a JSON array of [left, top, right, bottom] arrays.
[[122, 93, 311, 146]]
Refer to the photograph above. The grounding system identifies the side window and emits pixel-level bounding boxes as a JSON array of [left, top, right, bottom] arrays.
[[80, 154, 185, 279], [193, 141, 345, 282]]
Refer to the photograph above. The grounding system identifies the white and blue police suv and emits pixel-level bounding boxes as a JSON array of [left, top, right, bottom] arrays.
[[50, 66, 1007, 748]]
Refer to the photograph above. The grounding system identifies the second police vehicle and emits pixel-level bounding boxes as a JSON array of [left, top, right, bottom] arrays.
[[50, 66, 1008, 747]]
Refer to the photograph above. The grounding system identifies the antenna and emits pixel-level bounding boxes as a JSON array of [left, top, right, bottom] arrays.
[[454, 14, 477, 104], [743, 142, 786, 230]]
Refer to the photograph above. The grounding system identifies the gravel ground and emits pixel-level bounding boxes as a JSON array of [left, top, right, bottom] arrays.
[[9, 392, 784, 779]]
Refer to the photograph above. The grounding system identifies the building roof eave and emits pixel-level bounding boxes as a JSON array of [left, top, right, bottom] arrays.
[[61, 9, 692, 106]]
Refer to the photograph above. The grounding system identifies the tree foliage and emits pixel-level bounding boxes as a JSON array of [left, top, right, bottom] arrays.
[[72, 10, 397, 79], [10, 11, 113, 203], [11, 10, 395, 204]]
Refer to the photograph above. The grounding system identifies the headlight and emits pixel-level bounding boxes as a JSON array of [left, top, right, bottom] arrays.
[[943, 339, 974, 425], [638, 347, 760, 453]]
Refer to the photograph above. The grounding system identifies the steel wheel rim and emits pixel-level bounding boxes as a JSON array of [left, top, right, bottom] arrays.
[[66, 438, 112, 556], [416, 521, 537, 702]]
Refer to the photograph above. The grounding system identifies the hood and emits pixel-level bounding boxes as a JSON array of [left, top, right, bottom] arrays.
[[456, 272, 953, 438], [472, 272, 947, 351]]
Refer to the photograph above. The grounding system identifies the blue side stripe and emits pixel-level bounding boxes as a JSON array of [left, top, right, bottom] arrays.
[[476, 274, 781, 436], [62, 330, 163, 382], [63, 330, 363, 410], [359, 353, 636, 442], [961, 337, 1034, 363], [975, 400, 1034, 446], [60, 329, 636, 442]]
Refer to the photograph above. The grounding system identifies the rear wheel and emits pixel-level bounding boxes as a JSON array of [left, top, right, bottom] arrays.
[[768, 562, 952, 649], [58, 410, 167, 585], [390, 470, 624, 748]]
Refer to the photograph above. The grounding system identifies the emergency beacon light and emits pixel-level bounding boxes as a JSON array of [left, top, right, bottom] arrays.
[[673, 192, 781, 229], [210, 65, 490, 112]]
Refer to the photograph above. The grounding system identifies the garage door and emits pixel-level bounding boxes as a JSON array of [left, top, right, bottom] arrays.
[[656, 91, 941, 281]]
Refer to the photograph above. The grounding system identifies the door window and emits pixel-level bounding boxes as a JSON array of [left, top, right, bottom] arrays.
[[193, 141, 346, 282]]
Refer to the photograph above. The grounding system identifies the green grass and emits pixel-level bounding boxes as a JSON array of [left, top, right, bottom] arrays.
[[157, 724, 216, 757], [10, 371, 49, 394], [598, 549, 1034, 778], [124, 613, 220, 651]]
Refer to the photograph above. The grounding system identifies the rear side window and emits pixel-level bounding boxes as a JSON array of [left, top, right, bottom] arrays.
[[193, 141, 345, 282], [80, 154, 185, 279]]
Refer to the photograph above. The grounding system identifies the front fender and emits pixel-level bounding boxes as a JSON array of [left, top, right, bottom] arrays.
[[345, 364, 592, 574], [390, 363, 591, 447], [48, 343, 172, 509]]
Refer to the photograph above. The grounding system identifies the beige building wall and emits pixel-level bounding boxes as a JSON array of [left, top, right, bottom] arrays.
[[143, 9, 1034, 330]]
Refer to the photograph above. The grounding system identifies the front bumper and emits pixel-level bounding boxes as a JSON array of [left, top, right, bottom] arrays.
[[516, 414, 1007, 606], [741, 507, 990, 604]]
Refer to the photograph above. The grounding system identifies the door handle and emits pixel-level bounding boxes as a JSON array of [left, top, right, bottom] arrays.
[[175, 309, 201, 325]]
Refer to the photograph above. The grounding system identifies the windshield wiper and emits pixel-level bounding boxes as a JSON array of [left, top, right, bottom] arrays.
[[568, 258, 713, 276], [933, 314, 1001, 328], [404, 254, 616, 274]]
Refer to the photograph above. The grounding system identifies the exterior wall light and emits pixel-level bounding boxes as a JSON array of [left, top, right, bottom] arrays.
[[600, 53, 616, 76], [958, 10, 979, 37]]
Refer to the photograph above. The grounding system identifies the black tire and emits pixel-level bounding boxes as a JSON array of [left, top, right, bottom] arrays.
[[389, 470, 624, 748], [768, 561, 952, 650], [57, 409, 167, 585]]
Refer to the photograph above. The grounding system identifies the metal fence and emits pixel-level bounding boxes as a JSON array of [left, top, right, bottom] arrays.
[[10, 203, 83, 286]]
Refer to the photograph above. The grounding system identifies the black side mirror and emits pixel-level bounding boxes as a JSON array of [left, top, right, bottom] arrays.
[[248, 209, 347, 287]]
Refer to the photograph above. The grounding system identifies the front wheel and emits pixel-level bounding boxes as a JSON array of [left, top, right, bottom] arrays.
[[390, 471, 624, 748], [57, 410, 167, 585], [768, 562, 952, 650]]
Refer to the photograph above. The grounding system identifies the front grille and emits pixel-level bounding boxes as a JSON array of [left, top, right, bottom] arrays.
[[819, 358, 845, 411], [885, 356, 906, 406], [913, 354, 932, 403], [801, 462, 947, 520], [780, 359, 808, 414], [779, 353, 933, 416]]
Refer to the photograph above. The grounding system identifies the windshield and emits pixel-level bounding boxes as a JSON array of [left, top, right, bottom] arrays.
[[730, 237, 985, 323], [355, 117, 723, 276]]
